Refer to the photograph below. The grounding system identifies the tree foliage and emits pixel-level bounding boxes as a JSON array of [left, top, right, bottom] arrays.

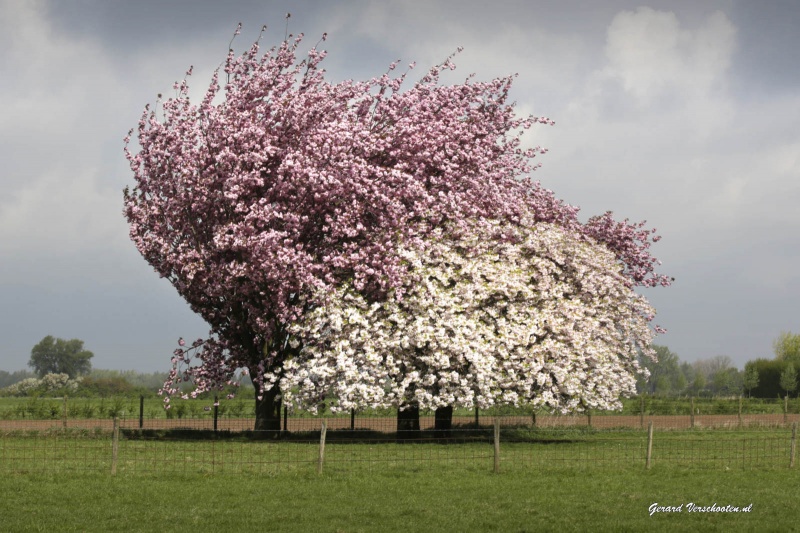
[[747, 358, 788, 398], [711, 367, 742, 396], [773, 332, 800, 366], [123, 24, 670, 422], [742, 365, 759, 397], [637, 345, 686, 396], [780, 364, 798, 397], [28, 336, 93, 379]]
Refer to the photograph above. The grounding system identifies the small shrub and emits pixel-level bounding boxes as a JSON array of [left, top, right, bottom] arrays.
[[47, 402, 62, 419], [229, 401, 246, 418], [188, 402, 203, 418], [166, 402, 188, 419], [78, 402, 97, 418], [107, 397, 126, 418]]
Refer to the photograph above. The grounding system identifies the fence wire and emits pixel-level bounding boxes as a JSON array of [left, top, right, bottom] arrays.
[[4, 396, 800, 433], [2, 420, 798, 475]]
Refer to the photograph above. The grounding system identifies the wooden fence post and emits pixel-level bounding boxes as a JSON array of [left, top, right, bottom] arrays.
[[62, 396, 68, 429], [791, 422, 797, 468], [111, 417, 119, 476], [785, 395, 789, 425], [690, 397, 695, 429], [587, 410, 592, 428], [317, 419, 328, 474], [640, 396, 644, 429], [493, 418, 500, 474], [646, 421, 654, 469], [350, 409, 355, 431], [283, 406, 288, 432], [738, 396, 742, 429], [139, 395, 144, 430], [475, 407, 479, 428]]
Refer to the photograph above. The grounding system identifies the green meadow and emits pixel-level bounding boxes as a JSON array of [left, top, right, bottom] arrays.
[[1, 427, 798, 532], [1, 461, 793, 532]]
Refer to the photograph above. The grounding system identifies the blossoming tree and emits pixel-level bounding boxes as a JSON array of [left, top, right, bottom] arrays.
[[123, 26, 670, 430]]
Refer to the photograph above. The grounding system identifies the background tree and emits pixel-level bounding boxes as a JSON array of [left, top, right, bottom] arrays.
[[28, 336, 93, 379], [691, 355, 735, 396], [711, 367, 742, 397], [637, 345, 687, 396], [679, 362, 696, 393], [689, 372, 707, 396], [774, 332, 800, 366], [742, 364, 759, 398], [780, 364, 797, 398], [747, 358, 789, 398], [124, 24, 670, 429]]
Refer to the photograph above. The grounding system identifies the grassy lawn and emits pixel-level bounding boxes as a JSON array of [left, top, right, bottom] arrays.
[[0, 466, 793, 532], [1, 427, 798, 532]]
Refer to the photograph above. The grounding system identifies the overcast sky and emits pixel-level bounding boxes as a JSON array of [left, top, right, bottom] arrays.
[[1, 0, 798, 373]]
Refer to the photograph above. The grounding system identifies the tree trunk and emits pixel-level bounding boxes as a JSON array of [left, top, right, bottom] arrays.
[[434, 405, 453, 438], [396, 405, 420, 441], [254, 385, 282, 435]]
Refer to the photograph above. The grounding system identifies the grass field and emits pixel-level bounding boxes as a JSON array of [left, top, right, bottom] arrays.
[[1, 428, 798, 531], [0, 462, 794, 531]]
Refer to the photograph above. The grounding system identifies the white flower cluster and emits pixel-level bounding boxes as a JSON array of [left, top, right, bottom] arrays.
[[281, 221, 655, 414], [2, 373, 81, 397]]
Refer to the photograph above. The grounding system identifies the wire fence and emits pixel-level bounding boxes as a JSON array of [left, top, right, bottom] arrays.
[[3, 395, 800, 433], [2, 418, 798, 475]]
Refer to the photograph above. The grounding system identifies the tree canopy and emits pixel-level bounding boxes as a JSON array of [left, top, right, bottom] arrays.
[[780, 364, 798, 397], [123, 25, 670, 427], [28, 336, 93, 379], [774, 332, 800, 366]]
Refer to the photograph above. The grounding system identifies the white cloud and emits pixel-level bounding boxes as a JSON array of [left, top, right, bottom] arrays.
[[603, 7, 736, 104]]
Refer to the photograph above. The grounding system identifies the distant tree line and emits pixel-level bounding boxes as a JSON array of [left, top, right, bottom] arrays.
[[639, 332, 800, 399], [1, 335, 254, 398], [0, 369, 252, 399], [0, 336, 169, 397], [0, 370, 36, 389]]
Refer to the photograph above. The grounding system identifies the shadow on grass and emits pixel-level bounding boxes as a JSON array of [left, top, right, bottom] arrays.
[[116, 422, 601, 444]]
